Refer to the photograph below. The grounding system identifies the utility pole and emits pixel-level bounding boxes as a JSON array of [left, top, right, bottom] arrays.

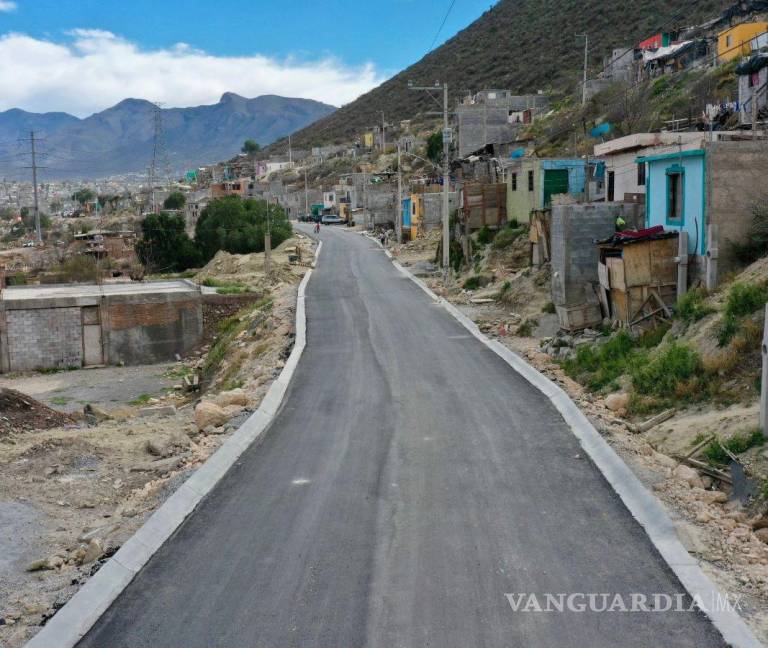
[[304, 168, 309, 219], [381, 111, 386, 152], [396, 143, 403, 244], [442, 82, 450, 273], [577, 33, 589, 105], [288, 135, 293, 166], [265, 198, 273, 278], [30, 131, 41, 243], [409, 81, 451, 272]]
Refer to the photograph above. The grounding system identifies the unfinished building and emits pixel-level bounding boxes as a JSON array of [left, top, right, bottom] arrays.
[[0, 281, 203, 373]]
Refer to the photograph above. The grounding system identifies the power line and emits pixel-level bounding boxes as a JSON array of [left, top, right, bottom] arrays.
[[427, 0, 457, 54]]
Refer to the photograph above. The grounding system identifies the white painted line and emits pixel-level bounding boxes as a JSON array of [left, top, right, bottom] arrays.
[[390, 252, 761, 648], [26, 240, 322, 648]]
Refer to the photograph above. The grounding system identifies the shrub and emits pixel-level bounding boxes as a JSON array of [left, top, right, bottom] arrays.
[[492, 227, 525, 249], [716, 282, 768, 346], [675, 289, 713, 324], [542, 302, 556, 314], [703, 428, 765, 465], [516, 318, 538, 337], [630, 343, 702, 398], [724, 282, 768, 318], [563, 331, 641, 391], [476, 226, 493, 245], [464, 275, 491, 290], [729, 201, 768, 265]]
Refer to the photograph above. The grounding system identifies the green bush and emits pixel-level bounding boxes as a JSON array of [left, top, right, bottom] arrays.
[[675, 289, 713, 324], [630, 343, 702, 397], [464, 275, 490, 290], [703, 428, 765, 465], [542, 302, 556, 314], [476, 226, 493, 245], [492, 227, 525, 249], [563, 331, 641, 391], [716, 282, 768, 346]]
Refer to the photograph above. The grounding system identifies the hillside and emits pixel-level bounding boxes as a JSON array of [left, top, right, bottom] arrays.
[[270, 0, 729, 151], [0, 94, 335, 179]]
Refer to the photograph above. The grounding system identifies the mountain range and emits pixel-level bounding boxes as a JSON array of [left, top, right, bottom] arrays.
[[268, 0, 729, 152], [0, 94, 336, 179]]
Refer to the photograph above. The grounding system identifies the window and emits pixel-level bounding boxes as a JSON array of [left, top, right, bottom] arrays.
[[511, 173, 518, 191], [667, 168, 684, 223], [726, 34, 733, 48], [528, 170, 534, 192], [637, 163, 646, 187]]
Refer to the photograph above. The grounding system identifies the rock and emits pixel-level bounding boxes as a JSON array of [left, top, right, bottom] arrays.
[[696, 511, 713, 523], [78, 523, 119, 543], [604, 392, 630, 412], [755, 528, 768, 544], [138, 405, 177, 418], [83, 403, 111, 425], [195, 401, 229, 430], [213, 388, 248, 408], [26, 555, 63, 571], [752, 517, 768, 531], [146, 432, 190, 457], [673, 464, 705, 489], [78, 539, 103, 565], [652, 452, 678, 469], [702, 490, 728, 504]]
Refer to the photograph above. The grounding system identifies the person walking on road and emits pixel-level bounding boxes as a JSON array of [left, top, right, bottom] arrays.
[[314, 220, 321, 234]]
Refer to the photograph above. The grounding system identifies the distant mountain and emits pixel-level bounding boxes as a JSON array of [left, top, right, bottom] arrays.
[[0, 94, 336, 179], [269, 0, 729, 151]]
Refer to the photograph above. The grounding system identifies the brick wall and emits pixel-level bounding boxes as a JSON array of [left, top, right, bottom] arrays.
[[107, 299, 199, 331], [5, 307, 82, 371]]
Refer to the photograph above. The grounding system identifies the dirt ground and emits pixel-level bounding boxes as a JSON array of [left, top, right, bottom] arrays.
[[390, 230, 768, 642], [0, 240, 315, 647]]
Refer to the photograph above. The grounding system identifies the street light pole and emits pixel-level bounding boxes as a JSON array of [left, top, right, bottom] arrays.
[[396, 143, 403, 244]]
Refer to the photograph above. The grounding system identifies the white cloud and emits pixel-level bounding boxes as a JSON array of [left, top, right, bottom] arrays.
[[0, 29, 384, 116], [0, 1, 17, 12]]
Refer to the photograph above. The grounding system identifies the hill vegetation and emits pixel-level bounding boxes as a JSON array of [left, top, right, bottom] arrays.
[[269, 0, 729, 152]]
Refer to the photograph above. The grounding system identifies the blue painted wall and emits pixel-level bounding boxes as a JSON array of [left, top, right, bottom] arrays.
[[644, 150, 706, 255], [540, 159, 587, 204], [402, 198, 411, 228]]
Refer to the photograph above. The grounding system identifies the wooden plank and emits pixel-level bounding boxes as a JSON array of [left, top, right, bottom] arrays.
[[650, 236, 678, 285], [636, 408, 675, 433], [611, 289, 629, 322], [622, 241, 652, 287], [607, 257, 626, 291], [598, 262, 610, 290]]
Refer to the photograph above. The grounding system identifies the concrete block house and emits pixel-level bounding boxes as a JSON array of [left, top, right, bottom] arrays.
[[638, 138, 768, 283], [0, 281, 203, 373], [505, 158, 592, 224]]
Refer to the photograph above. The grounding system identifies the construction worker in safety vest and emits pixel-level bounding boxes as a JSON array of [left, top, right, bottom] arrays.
[[615, 214, 626, 232]]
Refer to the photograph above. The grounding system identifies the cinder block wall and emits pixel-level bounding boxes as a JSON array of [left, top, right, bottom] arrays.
[[551, 203, 642, 306], [106, 293, 202, 365], [707, 141, 768, 278], [423, 192, 460, 229], [5, 307, 83, 371]]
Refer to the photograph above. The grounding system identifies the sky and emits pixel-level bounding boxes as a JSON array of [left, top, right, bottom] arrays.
[[0, 0, 496, 117]]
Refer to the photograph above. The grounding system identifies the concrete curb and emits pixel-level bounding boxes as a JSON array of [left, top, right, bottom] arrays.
[[26, 241, 323, 648], [380, 240, 761, 648]]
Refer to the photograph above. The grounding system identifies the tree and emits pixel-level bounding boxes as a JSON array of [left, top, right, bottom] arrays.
[[426, 131, 443, 164], [163, 191, 186, 210], [72, 189, 96, 206], [242, 139, 261, 155], [136, 212, 201, 273], [195, 196, 292, 262]]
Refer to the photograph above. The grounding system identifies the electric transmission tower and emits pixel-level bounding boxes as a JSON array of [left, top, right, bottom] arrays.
[[147, 103, 172, 213]]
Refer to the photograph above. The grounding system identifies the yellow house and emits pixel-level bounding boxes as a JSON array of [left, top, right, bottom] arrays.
[[718, 22, 768, 62], [410, 193, 424, 237], [363, 132, 374, 148]]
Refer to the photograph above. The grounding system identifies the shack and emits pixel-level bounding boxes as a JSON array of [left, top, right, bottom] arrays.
[[597, 227, 679, 328], [463, 183, 507, 231]]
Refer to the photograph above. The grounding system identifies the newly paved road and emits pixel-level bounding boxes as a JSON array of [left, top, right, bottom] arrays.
[[80, 227, 724, 647]]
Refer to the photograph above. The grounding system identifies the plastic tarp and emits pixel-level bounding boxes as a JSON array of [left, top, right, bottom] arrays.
[[642, 41, 693, 63], [598, 225, 679, 246], [736, 53, 768, 75]]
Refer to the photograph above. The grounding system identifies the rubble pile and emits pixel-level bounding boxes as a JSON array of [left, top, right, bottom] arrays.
[[0, 389, 75, 436]]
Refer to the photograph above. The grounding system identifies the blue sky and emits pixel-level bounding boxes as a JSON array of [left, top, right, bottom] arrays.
[[0, 1, 496, 115]]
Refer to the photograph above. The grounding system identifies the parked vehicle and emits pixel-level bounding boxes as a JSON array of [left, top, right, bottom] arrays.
[[321, 215, 344, 225]]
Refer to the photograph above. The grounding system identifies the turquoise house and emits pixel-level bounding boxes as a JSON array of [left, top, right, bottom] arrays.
[[636, 149, 706, 256]]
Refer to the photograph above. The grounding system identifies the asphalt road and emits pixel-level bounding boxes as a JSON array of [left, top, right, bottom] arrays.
[[79, 227, 725, 647]]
